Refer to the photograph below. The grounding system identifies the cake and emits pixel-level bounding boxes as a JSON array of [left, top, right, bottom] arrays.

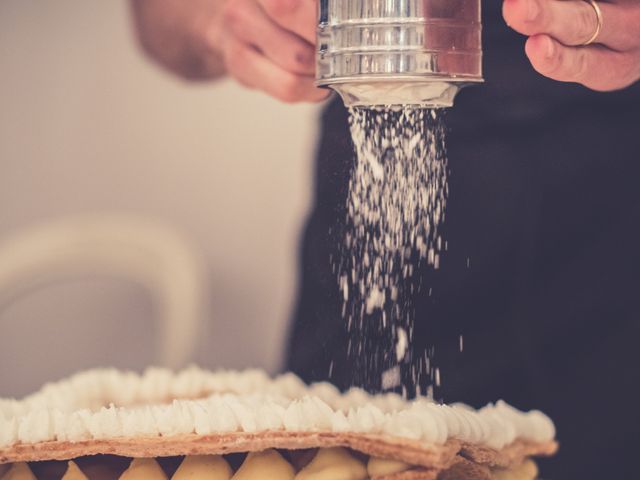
[[0, 367, 557, 479]]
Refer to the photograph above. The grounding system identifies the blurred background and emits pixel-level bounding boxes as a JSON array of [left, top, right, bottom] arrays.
[[0, 0, 320, 396]]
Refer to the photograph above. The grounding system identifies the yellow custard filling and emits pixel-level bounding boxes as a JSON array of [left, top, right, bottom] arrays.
[[231, 450, 294, 480], [172, 455, 232, 480], [0, 449, 539, 480], [1, 463, 36, 480], [491, 459, 538, 480], [119, 458, 167, 480], [367, 457, 412, 477], [61, 461, 89, 480], [295, 447, 367, 480]]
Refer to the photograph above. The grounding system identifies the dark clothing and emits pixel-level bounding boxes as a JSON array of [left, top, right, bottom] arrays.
[[287, 2, 640, 478]]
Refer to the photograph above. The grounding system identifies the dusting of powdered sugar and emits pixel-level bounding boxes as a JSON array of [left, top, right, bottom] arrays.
[[334, 107, 448, 394]]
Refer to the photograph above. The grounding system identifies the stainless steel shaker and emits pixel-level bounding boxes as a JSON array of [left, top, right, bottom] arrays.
[[316, 0, 483, 107]]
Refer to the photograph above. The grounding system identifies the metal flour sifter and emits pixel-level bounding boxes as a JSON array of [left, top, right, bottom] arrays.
[[316, 0, 483, 107]]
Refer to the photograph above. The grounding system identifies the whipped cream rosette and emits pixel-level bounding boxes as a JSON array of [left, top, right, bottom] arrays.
[[0, 367, 557, 480]]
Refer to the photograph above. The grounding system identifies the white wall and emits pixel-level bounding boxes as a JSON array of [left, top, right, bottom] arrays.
[[0, 0, 320, 396]]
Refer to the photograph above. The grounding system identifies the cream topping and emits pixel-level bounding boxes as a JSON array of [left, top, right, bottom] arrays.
[[0, 367, 555, 451]]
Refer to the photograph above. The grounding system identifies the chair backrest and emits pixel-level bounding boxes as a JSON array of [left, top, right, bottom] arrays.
[[0, 215, 208, 368]]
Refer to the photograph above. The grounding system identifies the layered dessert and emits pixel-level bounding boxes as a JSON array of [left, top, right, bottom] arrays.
[[0, 367, 557, 479]]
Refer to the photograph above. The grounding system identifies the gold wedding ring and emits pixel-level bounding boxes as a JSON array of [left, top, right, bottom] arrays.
[[581, 0, 603, 46]]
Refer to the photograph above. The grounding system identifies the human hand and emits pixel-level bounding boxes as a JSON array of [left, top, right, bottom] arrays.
[[131, 0, 228, 81], [503, 0, 640, 91], [131, 0, 328, 103], [216, 0, 328, 102]]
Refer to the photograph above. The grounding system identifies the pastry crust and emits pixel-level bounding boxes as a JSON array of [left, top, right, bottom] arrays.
[[0, 431, 557, 472], [437, 457, 492, 480], [0, 368, 558, 479], [460, 440, 558, 468], [0, 432, 459, 468], [374, 469, 438, 480]]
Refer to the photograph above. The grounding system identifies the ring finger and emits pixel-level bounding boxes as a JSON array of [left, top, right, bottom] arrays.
[[525, 34, 639, 90], [503, 0, 640, 51]]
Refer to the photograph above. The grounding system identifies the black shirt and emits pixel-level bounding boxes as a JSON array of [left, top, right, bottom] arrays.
[[287, 2, 640, 477]]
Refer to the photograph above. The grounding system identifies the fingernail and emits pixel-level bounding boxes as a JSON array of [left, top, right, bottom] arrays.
[[545, 37, 555, 59], [527, 0, 540, 21], [295, 50, 314, 67]]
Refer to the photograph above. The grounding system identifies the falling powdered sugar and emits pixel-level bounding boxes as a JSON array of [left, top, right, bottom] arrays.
[[335, 107, 448, 393]]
